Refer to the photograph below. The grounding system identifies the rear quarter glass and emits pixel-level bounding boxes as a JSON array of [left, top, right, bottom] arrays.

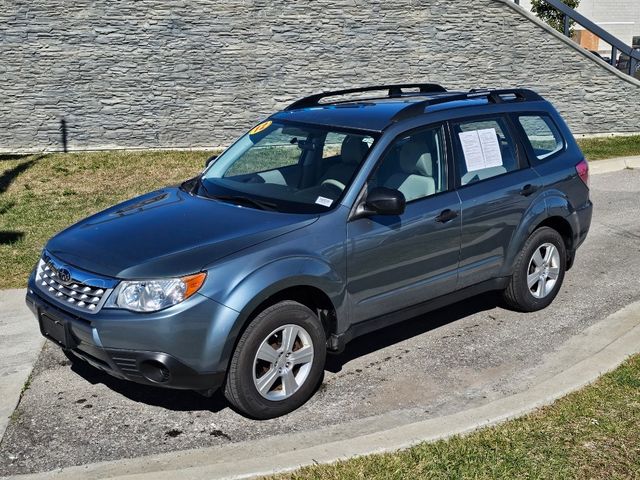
[[516, 114, 565, 162]]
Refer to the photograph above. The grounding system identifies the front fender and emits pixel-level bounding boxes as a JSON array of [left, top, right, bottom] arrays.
[[207, 256, 346, 371], [224, 256, 344, 314]]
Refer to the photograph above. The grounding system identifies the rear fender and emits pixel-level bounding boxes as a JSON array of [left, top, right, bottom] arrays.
[[499, 192, 573, 277]]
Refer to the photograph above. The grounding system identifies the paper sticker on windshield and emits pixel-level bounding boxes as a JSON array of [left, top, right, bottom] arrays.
[[249, 120, 272, 136], [315, 196, 333, 207]]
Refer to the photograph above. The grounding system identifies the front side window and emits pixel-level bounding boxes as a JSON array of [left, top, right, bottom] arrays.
[[517, 115, 564, 161], [368, 125, 447, 203], [452, 117, 519, 186], [200, 121, 376, 213]]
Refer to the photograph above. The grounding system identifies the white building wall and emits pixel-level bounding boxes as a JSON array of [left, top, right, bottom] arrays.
[[519, 0, 639, 50]]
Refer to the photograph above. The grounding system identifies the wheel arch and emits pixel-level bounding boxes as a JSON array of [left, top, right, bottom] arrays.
[[243, 284, 338, 338], [508, 215, 576, 272], [533, 216, 574, 264], [502, 191, 577, 276]]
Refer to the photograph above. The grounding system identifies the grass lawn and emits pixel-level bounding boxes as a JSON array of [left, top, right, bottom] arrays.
[[0, 150, 210, 289], [577, 134, 640, 161], [0, 134, 639, 289], [270, 354, 640, 479]]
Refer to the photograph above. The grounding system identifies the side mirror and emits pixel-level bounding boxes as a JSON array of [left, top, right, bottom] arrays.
[[355, 187, 406, 218], [205, 154, 218, 167]]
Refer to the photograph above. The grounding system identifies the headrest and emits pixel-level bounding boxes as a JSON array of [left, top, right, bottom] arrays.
[[341, 136, 368, 165], [416, 153, 433, 176], [398, 142, 433, 176]]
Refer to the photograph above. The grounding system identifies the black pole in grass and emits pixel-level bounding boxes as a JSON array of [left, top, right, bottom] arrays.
[[60, 118, 68, 153]]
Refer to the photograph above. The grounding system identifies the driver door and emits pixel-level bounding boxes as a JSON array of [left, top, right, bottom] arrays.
[[346, 124, 462, 324]]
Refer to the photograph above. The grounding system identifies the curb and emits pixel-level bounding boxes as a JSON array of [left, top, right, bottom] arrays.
[[589, 155, 640, 175], [0, 289, 44, 445], [7, 300, 640, 480]]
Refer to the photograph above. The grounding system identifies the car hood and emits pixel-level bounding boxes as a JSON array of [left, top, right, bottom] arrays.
[[46, 187, 318, 279]]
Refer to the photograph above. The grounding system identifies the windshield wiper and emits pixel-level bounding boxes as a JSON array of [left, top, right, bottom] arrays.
[[210, 194, 278, 211]]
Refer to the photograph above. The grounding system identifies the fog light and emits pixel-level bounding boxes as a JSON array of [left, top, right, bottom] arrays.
[[140, 360, 171, 383]]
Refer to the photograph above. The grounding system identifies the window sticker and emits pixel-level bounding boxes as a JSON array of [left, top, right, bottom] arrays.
[[315, 196, 333, 207], [458, 128, 503, 172], [249, 120, 272, 136]]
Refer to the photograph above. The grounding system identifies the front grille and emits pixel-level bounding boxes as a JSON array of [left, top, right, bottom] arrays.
[[35, 257, 113, 314]]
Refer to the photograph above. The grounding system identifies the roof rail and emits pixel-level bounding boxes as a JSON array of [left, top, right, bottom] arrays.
[[285, 83, 447, 111], [390, 88, 544, 122]]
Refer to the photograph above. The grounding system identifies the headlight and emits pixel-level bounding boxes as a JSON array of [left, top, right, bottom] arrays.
[[112, 273, 207, 312]]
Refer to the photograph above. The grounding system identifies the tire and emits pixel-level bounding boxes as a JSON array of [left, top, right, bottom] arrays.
[[503, 227, 567, 312], [224, 300, 326, 419]]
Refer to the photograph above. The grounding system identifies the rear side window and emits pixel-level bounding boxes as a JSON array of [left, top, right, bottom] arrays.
[[452, 117, 519, 186], [517, 115, 564, 161]]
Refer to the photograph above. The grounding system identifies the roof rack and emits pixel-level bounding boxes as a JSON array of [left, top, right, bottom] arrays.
[[390, 88, 544, 123], [285, 83, 447, 111]]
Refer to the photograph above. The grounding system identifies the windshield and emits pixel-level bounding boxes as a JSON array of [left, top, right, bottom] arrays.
[[199, 121, 376, 213]]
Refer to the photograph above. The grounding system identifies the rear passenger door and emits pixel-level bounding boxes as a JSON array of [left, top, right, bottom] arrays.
[[451, 115, 542, 289]]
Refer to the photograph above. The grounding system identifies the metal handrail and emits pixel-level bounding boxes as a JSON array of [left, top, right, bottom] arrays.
[[518, 0, 639, 77]]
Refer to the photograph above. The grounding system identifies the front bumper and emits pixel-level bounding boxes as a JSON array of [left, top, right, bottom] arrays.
[[25, 285, 234, 392]]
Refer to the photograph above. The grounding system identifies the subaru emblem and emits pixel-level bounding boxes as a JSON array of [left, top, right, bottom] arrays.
[[57, 268, 72, 284]]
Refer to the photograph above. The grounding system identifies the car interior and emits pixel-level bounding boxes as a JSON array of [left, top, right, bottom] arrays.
[[221, 127, 452, 207], [368, 129, 445, 203], [219, 132, 374, 206]]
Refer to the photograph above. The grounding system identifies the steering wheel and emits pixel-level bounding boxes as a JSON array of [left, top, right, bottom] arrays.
[[320, 179, 346, 192]]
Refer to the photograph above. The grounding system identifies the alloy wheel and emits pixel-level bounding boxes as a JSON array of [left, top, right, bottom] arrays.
[[252, 324, 315, 401], [527, 242, 561, 299]]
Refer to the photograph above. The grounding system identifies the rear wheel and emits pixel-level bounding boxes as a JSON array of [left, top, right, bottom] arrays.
[[503, 227, 566, 312], [224, 300, 326, 419]]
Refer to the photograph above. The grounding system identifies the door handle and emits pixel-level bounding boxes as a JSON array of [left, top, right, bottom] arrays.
[[519, 184, 538, 197], [435, 209, 458, 223]]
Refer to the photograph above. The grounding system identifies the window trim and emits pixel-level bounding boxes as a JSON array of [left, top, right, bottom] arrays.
[[510, 112, 567, 165], [448, 113, 529, 190]]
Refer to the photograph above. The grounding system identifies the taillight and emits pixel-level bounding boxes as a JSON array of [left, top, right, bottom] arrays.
[[576, 159, 589, 187]]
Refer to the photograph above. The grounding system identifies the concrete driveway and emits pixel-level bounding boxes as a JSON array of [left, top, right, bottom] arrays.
[[1, 167, 639, 477]]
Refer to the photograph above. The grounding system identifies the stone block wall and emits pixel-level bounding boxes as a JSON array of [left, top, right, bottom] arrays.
[[1, 0, 639, 152]]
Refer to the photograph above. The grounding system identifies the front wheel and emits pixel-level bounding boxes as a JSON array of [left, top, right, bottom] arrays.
[[224, 300, 326, 419], [503, 227, 566, 312]]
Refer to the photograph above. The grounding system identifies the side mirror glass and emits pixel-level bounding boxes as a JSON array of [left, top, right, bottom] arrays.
[[357, 187, 406, 218], [205, 154, 218, 167]]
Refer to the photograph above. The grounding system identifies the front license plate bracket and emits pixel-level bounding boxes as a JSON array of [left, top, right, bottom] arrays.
[[39, 312, 77, 349]]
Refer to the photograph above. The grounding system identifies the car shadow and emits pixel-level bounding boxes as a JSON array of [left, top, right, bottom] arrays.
[[68, 291, 503, 414], [325, 291, 503, 373], [68, 359, 228, 413]]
